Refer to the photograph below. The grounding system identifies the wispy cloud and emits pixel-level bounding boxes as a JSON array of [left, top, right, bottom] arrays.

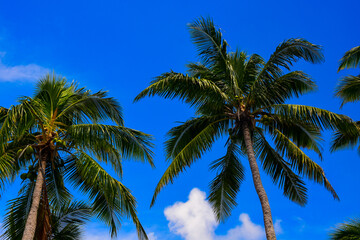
[[0, 53, 49, 82], [164, 188, 279, 240]]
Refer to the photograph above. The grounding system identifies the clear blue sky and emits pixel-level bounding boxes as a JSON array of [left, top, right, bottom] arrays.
[[0, 0, 359, 239]]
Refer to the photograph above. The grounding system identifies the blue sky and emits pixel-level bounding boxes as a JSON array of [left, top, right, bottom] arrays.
[[0, 0, 359, 239]]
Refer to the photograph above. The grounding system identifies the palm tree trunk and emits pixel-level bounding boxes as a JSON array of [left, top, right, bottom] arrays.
[[22, 158, 47, 240], [242, 122, 277, 240]]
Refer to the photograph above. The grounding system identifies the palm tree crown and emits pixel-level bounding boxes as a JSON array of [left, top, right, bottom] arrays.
[[0, 74, 154, 240], [135, 17, 354, 239]]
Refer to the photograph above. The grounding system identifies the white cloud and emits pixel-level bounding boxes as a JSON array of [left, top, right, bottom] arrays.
[[164, 188, 270, 240], [216, 214, 265, 240], [164, 188, 217, 240], [0, 53, 49, 82]]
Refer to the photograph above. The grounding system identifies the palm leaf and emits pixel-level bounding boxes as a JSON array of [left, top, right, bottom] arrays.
[[208, 140, 244, 221], [338, 46, 360, 70]]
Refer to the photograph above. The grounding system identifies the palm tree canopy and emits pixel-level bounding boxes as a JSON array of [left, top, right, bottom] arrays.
[[330, 218, 360, 240], [0, 74, 154, 239], [135, 17, 355, 222]]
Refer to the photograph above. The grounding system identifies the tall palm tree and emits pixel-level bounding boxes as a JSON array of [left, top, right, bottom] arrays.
[[135, 17, 353, 240], [330, 218, 360, 240], [0, 74, 154, 240], [2, 178, 92, 240], [332, 46, 360, 152]]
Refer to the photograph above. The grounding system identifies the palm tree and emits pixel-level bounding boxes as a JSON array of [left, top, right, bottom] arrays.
[[330, 218, 360, 240], [332, 46, 360, 152], [0, 74, 154, 240], [135, 17, 354, 240], [2, 178, 92, 240]]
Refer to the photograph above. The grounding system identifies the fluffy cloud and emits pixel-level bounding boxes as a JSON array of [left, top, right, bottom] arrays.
[[164, 188, 217, 240], [0, 53, 49, 82], [164, 188, 277, 240]]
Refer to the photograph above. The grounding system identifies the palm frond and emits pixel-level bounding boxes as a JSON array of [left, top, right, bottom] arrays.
[[249, 71, 317, 108], [330, 218, 360, 240], [188, 16, 228, 68], [254, 129, 308, 205], [151, 116, 228, 206], [67, 151, 148, 239], [270, 129, 338, 200], [134, 71, 227, 109], [51, 201, 92, 240], [338, 46, 360, 70], [1, 180, 35, 240], [270, 104, 355, 131], [208, 140, 244, 222], [335, 75, 360, 106], [68, 124, 154, 168]]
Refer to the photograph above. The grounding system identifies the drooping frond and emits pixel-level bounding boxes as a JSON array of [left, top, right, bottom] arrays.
[[208, 140, 244, 222], [331, 123, 360, 152], [335, 75, 360, 106], [330, 218, 360, 240], [338, 46, 360, 71], [46, 158, 72, 208], [258, 114, 323, 158], [67, 124, 154, 168], [254, 129, 308, 205], [270, 129, 338, 200], [151, 115, 228, 206], [51, 201, 92, 240], [1, 180, 35, 240], [134, 71, 227, 108], [67, 151, 148, 239]]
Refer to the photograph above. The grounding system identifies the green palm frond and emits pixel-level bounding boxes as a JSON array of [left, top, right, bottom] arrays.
[[68, 124, 154, 167], [271, 104, 355, 131], [250, 71, 317, 108], [254, 129, 308, 205], [1, 180, 35, 240], [208, 140, 244, 222], [338, 46, 360, 71], [335, 75, 360, 106], [134, 71, 227, 108], [45, 158, 72, 208], [188, 16, 228, 68], [259, 115, 323, 157], [331, 126, 360, 153], [67, 151, 148, 239], [270, 129, 338, 200], [151, 116, 228, 206], [330, 218, 360, 240], [51, 201, 92, 240]]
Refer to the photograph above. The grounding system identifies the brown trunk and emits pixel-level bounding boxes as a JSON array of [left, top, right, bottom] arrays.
[[242, 122, 277, 240], [22, 159, 47, 240]]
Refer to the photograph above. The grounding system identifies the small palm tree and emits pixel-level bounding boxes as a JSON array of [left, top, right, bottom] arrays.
[[2, 178, 92, 240], [332, 46, 360, 151], [135, 17, 354, 240], [330, 218, 360, 240], [0, 74, 154, 240]]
